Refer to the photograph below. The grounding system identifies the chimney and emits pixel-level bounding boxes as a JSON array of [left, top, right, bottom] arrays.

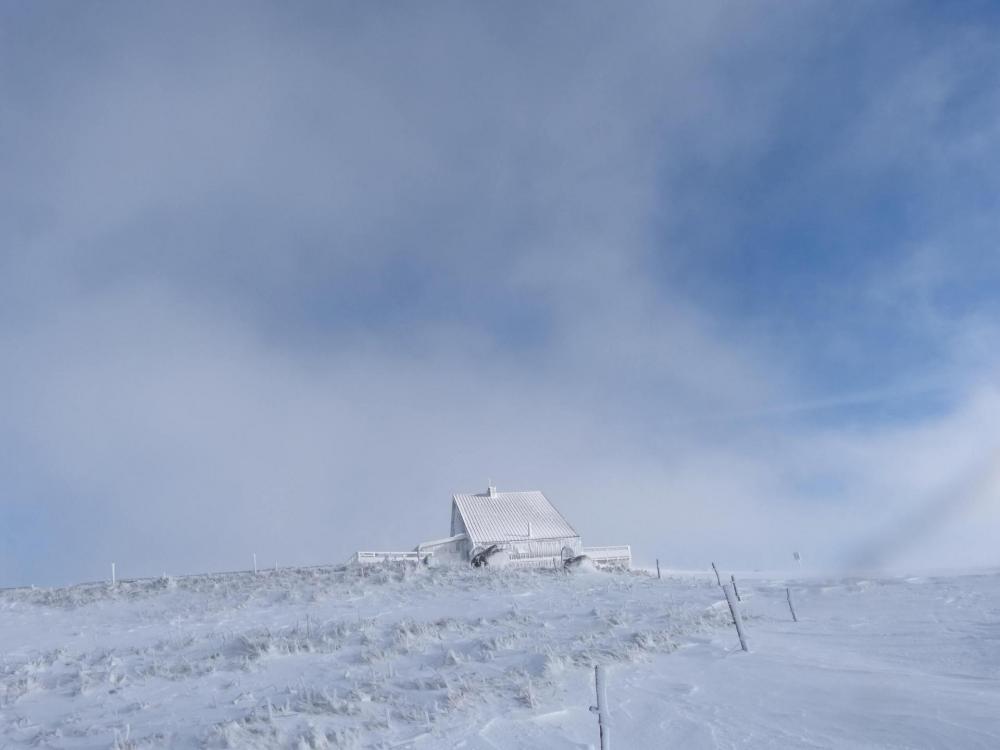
[[488, 483, 497, 497]]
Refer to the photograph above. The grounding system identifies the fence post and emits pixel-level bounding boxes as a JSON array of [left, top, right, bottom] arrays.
[[590, 665, 611, 750], [731, 574, 741, 601], [723, 583, 748, 651], [786, 587, 798, 622], [252, 553, 258, 575], [656, 559, 661, 580], [711, 562, 721, 586], [111, 562, 116, 586]]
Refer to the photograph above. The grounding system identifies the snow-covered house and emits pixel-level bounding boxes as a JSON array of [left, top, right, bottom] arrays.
[[352, 485, 629, 569], [414, 486, 582, 567], [412, 486, 631, 569]]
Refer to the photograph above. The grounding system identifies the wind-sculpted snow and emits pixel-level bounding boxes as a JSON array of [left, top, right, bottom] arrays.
[[2, 566, 998, 748], [0, 566, 728, 748]]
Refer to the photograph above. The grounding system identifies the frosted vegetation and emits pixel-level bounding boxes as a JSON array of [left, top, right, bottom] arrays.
[[1, 565, 998, 748]]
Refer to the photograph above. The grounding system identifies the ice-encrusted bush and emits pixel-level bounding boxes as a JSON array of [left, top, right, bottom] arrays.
[[228, 634, 275, 664], [207, 711, 362, 750], [1, 673, 43, 706], [630, 629, 679, 653], [293, 688, 362, 717]]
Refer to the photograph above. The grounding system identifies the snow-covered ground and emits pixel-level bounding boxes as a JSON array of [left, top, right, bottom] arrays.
[[1, 564, 998, 749]]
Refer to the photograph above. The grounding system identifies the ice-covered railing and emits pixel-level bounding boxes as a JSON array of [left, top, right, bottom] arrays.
[[582, 545, 632, 568], [351, 551, 428, 565]]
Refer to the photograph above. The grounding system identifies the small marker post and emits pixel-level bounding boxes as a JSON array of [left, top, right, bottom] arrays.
[[590, 665, 611, 750], [786, 587, 798, 622], [723, 583, 748, 652], [111, 562, 116, 586], [711, 562, 722, 586], [731, 573, 741, 602], [252, 553, 258, 576], [656, 559, 661, 580]]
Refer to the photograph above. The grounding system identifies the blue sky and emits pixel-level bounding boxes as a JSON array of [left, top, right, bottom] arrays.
[[2, 1, 999, 586]]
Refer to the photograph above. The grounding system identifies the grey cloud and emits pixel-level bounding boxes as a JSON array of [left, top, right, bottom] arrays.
[[2, 2, 999, 586]]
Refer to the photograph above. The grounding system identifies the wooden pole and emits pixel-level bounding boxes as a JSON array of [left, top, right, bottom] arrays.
[[656, 559, 661, 580], [590, 665, 611, 750], [711, 562, 721, 586], [723, 583, 748, 651], [786, 587, 798, 622], [731, 574, 741, 602]]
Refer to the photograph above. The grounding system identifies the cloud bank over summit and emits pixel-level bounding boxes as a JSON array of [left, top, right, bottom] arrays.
[[2, 1, 999, 586]]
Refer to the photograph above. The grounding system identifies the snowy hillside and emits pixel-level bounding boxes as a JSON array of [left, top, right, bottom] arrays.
[[1, 564, 998, 748]]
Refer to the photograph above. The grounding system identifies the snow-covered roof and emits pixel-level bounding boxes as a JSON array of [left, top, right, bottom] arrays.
[[451, 489, 579, 547]]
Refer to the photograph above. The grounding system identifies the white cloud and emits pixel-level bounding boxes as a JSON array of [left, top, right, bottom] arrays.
[[2, 2, 999, 585]]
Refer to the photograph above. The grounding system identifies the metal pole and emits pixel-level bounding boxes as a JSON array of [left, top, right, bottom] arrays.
[[731, 574, 741, 601], [786, 587, 798, 622], [723, 583, 748, 651], [590, 665, 611, 750], [711, 562, 721, 586]]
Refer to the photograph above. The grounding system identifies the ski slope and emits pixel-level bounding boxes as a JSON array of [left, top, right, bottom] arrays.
[[1, 564, 998, 748]]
